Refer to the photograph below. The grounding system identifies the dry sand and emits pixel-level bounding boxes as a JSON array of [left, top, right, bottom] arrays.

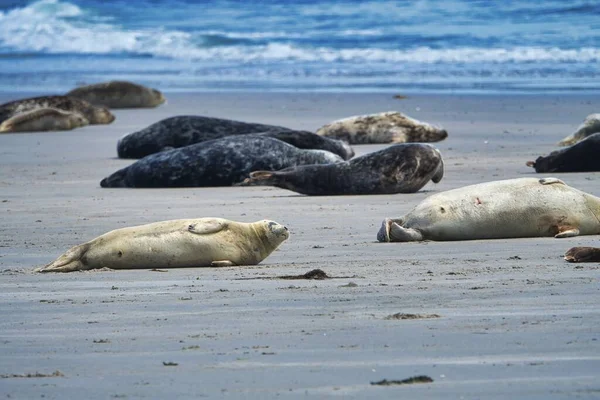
[[0, 92, 599, 399]]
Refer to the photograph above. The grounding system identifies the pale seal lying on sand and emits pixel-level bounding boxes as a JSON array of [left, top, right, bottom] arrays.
[[0, 108, 88, 133], [316, 111, 448, 144], [0, 95, 114, 125], [116, 115, 354, 160], [241, 144, 443, 195], [66, 80, 166, 109], [101, 135, 343, 188], [377, 177, 600, 242], [564, 247, 600, 263], [527, 133, 600, 173], [35, 218, 289, 273], [558, 114, 600, 146]]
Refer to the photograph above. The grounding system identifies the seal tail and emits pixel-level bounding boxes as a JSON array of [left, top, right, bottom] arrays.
[[34, 243, 90, 273]]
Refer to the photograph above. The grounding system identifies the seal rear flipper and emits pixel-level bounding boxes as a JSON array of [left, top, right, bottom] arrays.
[[377, 218, 422, 242], [564, 246, 600, 262], [539, 177, 565, 185], [34, 243, 90, 273], [187, 219, 228, 235], [237, 171, 277, 187], [211, 260, 236, 267], [554, 227, 580, 238]]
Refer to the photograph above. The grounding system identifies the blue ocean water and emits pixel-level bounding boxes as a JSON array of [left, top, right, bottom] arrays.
[[0, 0, 598, 93]]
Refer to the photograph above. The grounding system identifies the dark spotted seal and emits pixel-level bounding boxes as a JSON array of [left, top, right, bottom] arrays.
[[101, 135, 343, 188], [558, 114, 600, 146], [66, 81, 166, 109], [0, 108, 88, 133], [116, 115, 354, 160], [240, 144, 443, 195], [527, 133, 600, 173], [316, 111, 448, 144], [0, 95, 114, 125]]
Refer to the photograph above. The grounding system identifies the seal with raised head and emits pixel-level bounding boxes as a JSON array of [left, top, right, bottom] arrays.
[[66, 80, 166, 109], [377, 177, 600, 242], [240, 144, 443, 195], [557, 114, 600, 146], [0, 95, 114, 125], [0, 108, 88, 133], [35, 218, 289, 273], [527, 133, 600, 173], [116, 115, 354, 160], [316, 111, 448, 144], [564, 247, 600, 263], [101, 135, 343, 188]]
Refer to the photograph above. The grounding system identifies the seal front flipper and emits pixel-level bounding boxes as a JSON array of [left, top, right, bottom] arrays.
[[35, 243, 90, 273], [564, 246, 600, 262], [539, 177, 565, 185], [187, 219, 228, 235], [211, 260, 236, 267]]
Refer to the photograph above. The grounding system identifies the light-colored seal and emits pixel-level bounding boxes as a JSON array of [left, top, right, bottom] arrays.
[[116, 115, 354, 160], [316, 111, 448, 144], [558, 114, 600, 146], [527, 132, 600, 173], [101, 135, 343, 188], [240, 143, 443, 195], [0, 95, 114, 125], [0, 108, 88, 133], [564, 247, 600, 263], [377, 177, 600, 242], [66, 80, 166, 109], [35, 218, 289, 273]]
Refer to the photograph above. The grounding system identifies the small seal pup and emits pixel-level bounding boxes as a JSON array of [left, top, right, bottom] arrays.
[[316, 111, 448, 144], [0, 108, 88, 133], [35, 218, 289, 273], [101, 135, 342, 188], [377, 177, 600, 242], [0, 95, 114, 125], [564, 247, 600, 263], [66, 81, 166, 109], [558, 114, 600, 146], [240, 144, 443, 195], [116, 115, 354, 160], [527, 133, 600, 173]]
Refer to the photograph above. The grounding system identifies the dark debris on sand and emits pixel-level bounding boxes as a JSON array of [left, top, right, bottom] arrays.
[[384, 313, 441, 320], [371, 375, 434, 386]]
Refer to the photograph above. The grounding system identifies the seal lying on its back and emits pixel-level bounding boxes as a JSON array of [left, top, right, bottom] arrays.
[[316, 111, 448, 144], [116, 115, 354, 160], [558, 114, 600, 146], [66, 81, 166, 109], [527, 133, 600, 173], [241, 144, 443, 195], [0, 108, 88, 133], [101, 136, 343, 188], [0, 95, 114, 125], [35, 218, 289, 273], [378, 177, 600, 242]]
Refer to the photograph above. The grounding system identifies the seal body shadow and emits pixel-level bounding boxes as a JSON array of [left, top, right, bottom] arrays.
[[35, 218, 289, 273], [378, 177, 600, 242], [527, 133, 600, 173], [241, 143, 443, 195]]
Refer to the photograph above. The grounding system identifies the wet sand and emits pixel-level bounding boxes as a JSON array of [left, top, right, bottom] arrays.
[[1, 92, 599, 399]]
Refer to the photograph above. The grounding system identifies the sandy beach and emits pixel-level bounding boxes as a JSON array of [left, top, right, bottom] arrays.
[[1, 92, 599, 399]]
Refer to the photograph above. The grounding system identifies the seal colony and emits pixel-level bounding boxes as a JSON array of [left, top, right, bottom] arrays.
[[316, 111, 448, 144], [101, 135, 343, 188], [377, 177, 600, 242], [0, 108, 89, 133], [35, 218, 289, 272], [527, 133, 600, 173], [116, 115, 354, 160], [240, 143, 444, 195], [66, 81, 166, 109]]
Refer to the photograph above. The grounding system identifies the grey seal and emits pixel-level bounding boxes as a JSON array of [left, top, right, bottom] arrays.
[[35, 218, 289, 273], [0, 95, 114, 125], [558, 114, 600, 146], [116, 115, 354, 160], [101, 135, 343, 188], [240, 143, 444, 195], [0, 108, 88, 133], [378, 177, 600, 242], [527, 133, 600, 173], [316, 111, 448, 144], [66, 80, 166, 108]]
